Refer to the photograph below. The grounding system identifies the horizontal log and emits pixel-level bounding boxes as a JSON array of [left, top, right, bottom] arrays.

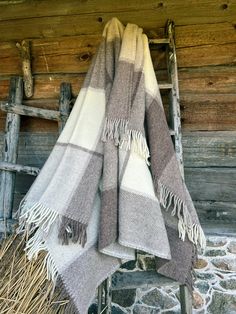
[[177, 42, 236, 68], [1, 0, 234, 22], [0, 1, 235, 40], [0, 101, 62, 121], [176, 22, 236, 48], [0, 161, 40, 176], [179, 66, 236, 94], [201, 222, 236, 237], [0, 131, 234, 231], [195, 201, 236, 223], [185, 168, 236, 202], [1, 64, 235, 101], [183, 131, 236, 167], [181, 94, 236, 131], [2, 92, 236, 132], [1, 34, 236, 76], [2, 131, 235, 168]]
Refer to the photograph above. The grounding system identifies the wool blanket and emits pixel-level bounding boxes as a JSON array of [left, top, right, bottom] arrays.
[[18, 18, 206, 313]]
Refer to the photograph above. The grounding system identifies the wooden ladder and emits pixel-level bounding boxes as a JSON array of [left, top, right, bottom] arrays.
[[97, 20, 192, 314], [0, 78, 71, 236]]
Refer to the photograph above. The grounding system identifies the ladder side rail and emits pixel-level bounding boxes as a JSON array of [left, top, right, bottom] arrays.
[[0, 77, 23, 235]]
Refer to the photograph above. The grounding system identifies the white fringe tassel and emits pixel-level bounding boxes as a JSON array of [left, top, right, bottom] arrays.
[[17, 201, 58, 235], [25, 228, 58, 286], [159, 181, 206, 250], [16, 201, 59, 286], [120, 129, 150, 165], [101, 117, 150, 165], [101, 117, 128, 145]]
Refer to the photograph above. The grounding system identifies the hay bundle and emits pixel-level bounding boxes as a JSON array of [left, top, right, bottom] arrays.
[[0, 234, 68, 314]]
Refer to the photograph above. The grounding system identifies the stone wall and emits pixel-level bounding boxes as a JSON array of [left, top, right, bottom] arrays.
[[89, 236, 236, 314]]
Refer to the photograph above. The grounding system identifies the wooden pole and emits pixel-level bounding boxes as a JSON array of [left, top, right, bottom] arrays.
[[0, 77, 23, 222], [16, 40, 33, 98], [58, 82, 71, 133]]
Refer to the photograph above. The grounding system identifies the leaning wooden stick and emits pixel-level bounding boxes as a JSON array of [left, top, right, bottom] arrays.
[[16, 40, 33, 98]]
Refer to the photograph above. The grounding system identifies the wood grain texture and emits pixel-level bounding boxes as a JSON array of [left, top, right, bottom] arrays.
[[0, 0, 235, 41], [1, 65, 235, 100], [181, 94, 236, 131], [1, 131, 235, 227], [0, 77, 23, 219], [1, 30, 236, 76], [185, 167, 236, 202], [183, 131, 236, 167], [179, 66, 236, 94]]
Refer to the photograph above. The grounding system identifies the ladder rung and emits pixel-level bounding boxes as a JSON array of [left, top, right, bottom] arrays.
[[148, 38, 170, 44], [0, 161, 40, 176], [159, 83, 173, 90]]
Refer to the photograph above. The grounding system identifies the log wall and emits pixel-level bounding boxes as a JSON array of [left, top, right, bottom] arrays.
[[0, 0, 236, 233]]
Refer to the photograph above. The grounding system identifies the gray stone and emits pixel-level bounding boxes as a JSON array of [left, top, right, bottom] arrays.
[[194, 258, 208, 269], [162, 310, 181, 314], [111, 305, 128, 314], [137, 255, 156, 271], [193, 291, 204, 310], [207, 291, 236, 314], [220, 278, 236, 290], [207, 237, 227, 247], [228, 241, 236, 254], [141, 288, 178, 309], [195, 280, 210, 294], [212, 257, 236, 271], [196, 272, 215, 281], [112, 289, 136, 307], [133, 304, 160, 314], [120, 260, 137, 271], [205, 249, 226, 257]]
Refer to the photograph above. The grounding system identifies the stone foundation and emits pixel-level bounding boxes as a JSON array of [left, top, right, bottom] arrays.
[[89, 236, 236, 313]]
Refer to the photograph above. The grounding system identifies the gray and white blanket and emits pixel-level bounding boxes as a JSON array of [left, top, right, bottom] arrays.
[[18, 18, 206, 313]]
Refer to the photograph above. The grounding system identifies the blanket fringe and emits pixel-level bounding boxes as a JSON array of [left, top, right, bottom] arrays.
[[120, 129, 150, 165], [59, 217, 87, 247], [17, 201, 88, 247], [25, 229, 58, 285], [17, 201, 58, 235], [101, 117, 128, 145], [101, 117, 150, 164], [157, 180, 206, 250]]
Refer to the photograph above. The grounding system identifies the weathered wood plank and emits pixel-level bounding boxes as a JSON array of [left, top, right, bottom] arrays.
[[195, 201, 236, 223], [179, 66, 236, 94], [177, 42, 236, 68], [181, 94, 236, 131], [0, 161, 39, 176], [176, 22, 236, 48], [1, 35, 236, 76], [0, 0, 234, 22], [185, 168, 236, 202], [0, 101, 61, 121], [1, 131, 234, 168], [183, 131, 236, 167], [0, 1, 235, 41], [2, 92, 236, 132], [0, 77, 23, 220], [1, 65, 235, 102], [58, 82, 71, 132], [0, 131, 235, 227]]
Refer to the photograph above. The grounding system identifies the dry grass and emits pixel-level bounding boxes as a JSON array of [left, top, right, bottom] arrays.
[[0, 234, 68, 314]]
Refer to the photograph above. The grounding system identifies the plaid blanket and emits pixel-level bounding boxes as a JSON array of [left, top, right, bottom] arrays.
[[18, 18, 205, 313]]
